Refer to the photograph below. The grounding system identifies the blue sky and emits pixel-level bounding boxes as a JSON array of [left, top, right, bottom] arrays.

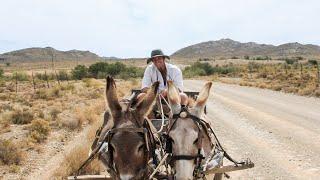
[[0, 0, 319, 58]]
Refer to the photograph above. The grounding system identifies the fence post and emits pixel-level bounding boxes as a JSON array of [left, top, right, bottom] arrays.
[[32, 71, 36, 92], [55, 70, 60, 86], [300, 63, 303, 79], [317, 61, 320, 85], [15, 72, 18, 93], [45, 71, 49, 88]]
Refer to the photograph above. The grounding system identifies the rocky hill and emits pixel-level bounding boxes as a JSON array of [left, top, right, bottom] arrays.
[[172, 39, 320, 59], [0, 47, 101, 62]]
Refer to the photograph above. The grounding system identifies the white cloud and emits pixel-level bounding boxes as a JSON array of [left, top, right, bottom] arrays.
[[0, 0, 319, 57]]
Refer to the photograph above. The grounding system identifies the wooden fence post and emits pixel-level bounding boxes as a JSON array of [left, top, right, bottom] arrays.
[[300, 63, 303, 79], [15, 72, 18, 93], [317, 61, 320, 85], [45, 71, 49, 88], [32, 71, 36, 92], [55, 70, 60, 86]]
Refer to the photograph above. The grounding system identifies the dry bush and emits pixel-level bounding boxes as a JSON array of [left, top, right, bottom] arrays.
[[28, 119, 51, 143], [60, 83, 75, 91], [74, 103, 104, 125], [314, 88, 320, 97], [271, 84, 282, 91], [82, 78, 103, 88], [298, 85, 316, 96], [60, 117, 83, 130], [11, 108, 34, 124], [48, 86, 62, 98], [257, 82, 267, 89], [50, 108, 62, 121], [53, 146, 101, 178], [34, 89, 48, 99], [0, 139, 25, 165], [282, 86, 298, 93], [85, 90, 102, 99]]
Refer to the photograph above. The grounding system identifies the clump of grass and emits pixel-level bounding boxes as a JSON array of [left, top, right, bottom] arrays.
[[53, 146, 101, 178], [60, 118, 83, 130], [60, 83, 75, 91], [11, 108, 34, 124], [48, 86, 62, 98], [50, 108, 61, 121], [0, 139, 25, 165], [28, 119, 51, 143], [82, 78, 103, 88]]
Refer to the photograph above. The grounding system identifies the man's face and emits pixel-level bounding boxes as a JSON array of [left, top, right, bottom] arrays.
[[152, 56, 165, 70]]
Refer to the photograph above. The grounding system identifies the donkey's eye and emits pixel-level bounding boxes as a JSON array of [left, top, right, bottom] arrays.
[[168, 137, 175, 144], [109, 144, 115, 152], [193, 138, 199, 144], [138, 144, 145, 152]]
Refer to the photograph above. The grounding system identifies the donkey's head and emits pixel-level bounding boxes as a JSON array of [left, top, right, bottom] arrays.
[[102, 76, 159, 180], [167, 81, 212, 180]]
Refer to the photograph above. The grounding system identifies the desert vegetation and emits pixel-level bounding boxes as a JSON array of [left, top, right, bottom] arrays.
[[184, 59, 320, 97], [0, 69, 139, 179]]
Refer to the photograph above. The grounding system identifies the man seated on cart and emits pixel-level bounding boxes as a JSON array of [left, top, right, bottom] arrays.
[[137, 49, 188, 106]]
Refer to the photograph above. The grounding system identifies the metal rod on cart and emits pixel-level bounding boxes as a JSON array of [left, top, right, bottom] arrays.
[[149, 153, 170, 179]]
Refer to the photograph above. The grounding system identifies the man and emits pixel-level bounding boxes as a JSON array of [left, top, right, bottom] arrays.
[[137, 49, 188, 106]]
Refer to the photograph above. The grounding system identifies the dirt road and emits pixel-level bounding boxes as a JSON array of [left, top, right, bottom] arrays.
[[184, 80, 320, 180]]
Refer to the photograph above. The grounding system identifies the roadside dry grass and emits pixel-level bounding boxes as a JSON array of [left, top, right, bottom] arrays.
[[0, 78, 119, 178], [211, 62, 320, 97]]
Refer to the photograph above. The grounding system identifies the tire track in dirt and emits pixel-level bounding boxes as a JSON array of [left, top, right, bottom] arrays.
[[184, 80, 320, 179]]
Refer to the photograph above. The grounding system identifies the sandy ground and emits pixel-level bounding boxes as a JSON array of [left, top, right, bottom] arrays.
[[184, 80, 320, 180]]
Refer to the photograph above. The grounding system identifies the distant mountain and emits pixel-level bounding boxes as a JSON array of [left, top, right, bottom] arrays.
[[0, 47, 101, 62], [171, 39, 320, 59]]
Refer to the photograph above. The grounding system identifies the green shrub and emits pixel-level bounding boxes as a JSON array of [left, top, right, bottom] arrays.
[[88, 61, 141, 79], [28, 119, 51, 143], [88, 62, 109, 78], [72, 65, 88, 80], [57, 70, 69, 81], [285, 58, 297, 64], [118, 66, 144, 79], [0, 68, 3, 78], [308, 60, 318, 66], [12, 72, 29, 81], [0, 140, 24, 165], [35, 72, 55, 81]]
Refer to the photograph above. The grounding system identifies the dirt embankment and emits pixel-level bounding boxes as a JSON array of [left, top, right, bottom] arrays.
[[185, 80, 320, 179]]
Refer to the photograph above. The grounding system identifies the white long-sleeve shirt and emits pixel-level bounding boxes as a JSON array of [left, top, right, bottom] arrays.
[[141, 63, 183, 92]]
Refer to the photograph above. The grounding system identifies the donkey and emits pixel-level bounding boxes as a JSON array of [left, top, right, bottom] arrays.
[[166, 81, 222, 180], [92, 76, 159, 180]]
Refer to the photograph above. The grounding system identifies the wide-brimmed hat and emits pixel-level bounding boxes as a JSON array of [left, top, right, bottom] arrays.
[[147, 49, 170, 64]]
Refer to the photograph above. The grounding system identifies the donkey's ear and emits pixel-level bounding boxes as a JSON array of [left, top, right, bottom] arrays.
[[167, 81, 181, 114], [105, 76, 122, 118], [194, 82, 212, 116], [136, 81, 159, 118]]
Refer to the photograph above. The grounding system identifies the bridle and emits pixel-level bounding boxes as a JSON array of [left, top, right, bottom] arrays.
[[165, 106, 209, 178]]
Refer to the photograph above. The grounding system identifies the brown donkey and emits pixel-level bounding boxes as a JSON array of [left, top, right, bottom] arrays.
[[93, 76, 159, 180]]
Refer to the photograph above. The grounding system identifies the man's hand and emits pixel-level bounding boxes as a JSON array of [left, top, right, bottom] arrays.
[[160, 89, 167, 97], [141, 87, 150, 93]]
